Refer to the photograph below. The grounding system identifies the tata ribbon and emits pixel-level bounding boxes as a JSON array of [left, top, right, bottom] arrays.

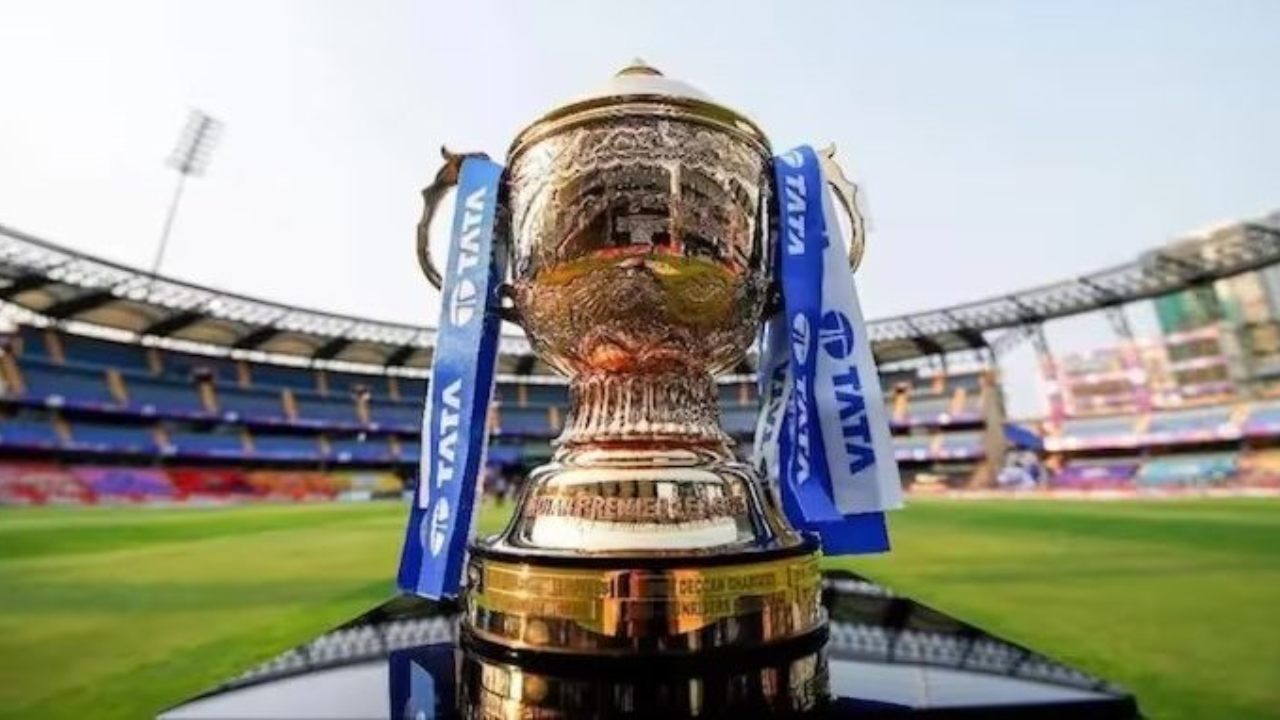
[[754, 145, 903, 554], [398, 157, 505, 598]]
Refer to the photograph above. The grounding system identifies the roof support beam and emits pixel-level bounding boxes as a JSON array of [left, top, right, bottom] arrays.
[[142, 310, 204, 337], [0, 274, 51, 300], [44, 289, 115, 319], [232, 326, 281, 350], [385, 345, 416, 367], [313, 337, 352, 361]]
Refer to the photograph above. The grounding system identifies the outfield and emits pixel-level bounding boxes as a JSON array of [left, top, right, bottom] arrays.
[[0, 499, 1276, 720]]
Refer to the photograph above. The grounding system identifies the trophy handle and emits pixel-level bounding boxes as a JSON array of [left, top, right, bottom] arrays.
[[816, 144, 866, 273], [417, 147, 522, 324]]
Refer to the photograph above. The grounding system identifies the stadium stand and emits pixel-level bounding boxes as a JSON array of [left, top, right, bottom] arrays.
[[4, 211, 1279, 503], [1135, 452, 1238, 488], [1051, 457, 1141, 489]]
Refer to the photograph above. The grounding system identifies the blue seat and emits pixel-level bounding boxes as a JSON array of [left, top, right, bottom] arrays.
[[399, 378, 428, 400], [61, 334, 149, 372], [167, 430, 246, 457], [126, 376, 207, 415], [331, 436, 394, 462], [519, 384, 569, 406], [0, 418, 60, 447], [253, 434, 321, 459], [497, 406, 554, 437], [217, 388, 286, 419], [67, 422, 156, 454], [294, 395, 357, 424], [370, 402, 421, 428], [326, 372, 390, 399], [163, 351, 239, 385], [17, 362, 116, 406], [250, 363, 317, 391]]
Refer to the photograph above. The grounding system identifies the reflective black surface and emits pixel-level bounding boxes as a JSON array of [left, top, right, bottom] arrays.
[[160, 572, 1140, 719]]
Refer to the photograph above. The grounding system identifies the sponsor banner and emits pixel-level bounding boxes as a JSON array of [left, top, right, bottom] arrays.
[[245, 471, 341, 499], [70, 466, 174, 500], [398, 157, 506, 599], [168, 467, 254, 498], [336, 470, 405, 497], [0, 463, 92, 505], [754, 145, 900, 556]]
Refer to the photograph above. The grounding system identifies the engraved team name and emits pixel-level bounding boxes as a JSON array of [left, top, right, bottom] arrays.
[[523, 493, 749, 523]]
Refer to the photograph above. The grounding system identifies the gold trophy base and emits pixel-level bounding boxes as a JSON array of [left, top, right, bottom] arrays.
[[463, 538, 824, 656]]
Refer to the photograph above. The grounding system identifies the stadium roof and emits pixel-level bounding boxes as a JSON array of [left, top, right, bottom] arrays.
[[2, 216, 1279, 370]]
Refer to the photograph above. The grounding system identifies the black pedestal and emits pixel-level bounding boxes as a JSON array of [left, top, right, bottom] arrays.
[[160, 572, 1140, 718]]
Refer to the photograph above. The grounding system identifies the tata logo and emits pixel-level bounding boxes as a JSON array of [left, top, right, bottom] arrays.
[[447, 185, 490, 328], [449, 279, 477, 327], [831, 364, 877, 478], [428, 497, 451, 557], [789, 313, 812, 483], [782, 158, 809, 257], [433, 379, 463, 488], [790, 313, 811, 364], [819, 311, 855, 360]]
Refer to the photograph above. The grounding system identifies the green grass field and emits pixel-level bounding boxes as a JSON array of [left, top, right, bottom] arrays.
[[0, 498, 1277, 719]]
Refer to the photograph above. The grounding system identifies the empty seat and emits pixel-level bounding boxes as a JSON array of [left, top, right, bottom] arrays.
[[217, 388, 286, 419], [0, 418, 60, 447], [249, 363, 318, 391], [166, 431, 246, 457], [326, 372, 389, 399], [60, 334, 149, 372], [67, 422, 156, 454], [399, 378, 428, 399], [253, 434, 321, 459], [16, 362, 115, 405], [330, 436, 394, 462], [294, 395, 357, 424], [163, 351, 240, 384], [520, 384, 569, 406], [370, 402, 421, 428], [497, 406, 554, 437], [125, 376, 207, 415]]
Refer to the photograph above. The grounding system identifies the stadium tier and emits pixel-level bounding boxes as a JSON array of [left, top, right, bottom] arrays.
[[2, 215, 1279, 503], [0, 325, 1008, 500]]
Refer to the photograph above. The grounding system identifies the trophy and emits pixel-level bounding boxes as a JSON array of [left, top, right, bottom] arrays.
[[415, 62, 864, 662]]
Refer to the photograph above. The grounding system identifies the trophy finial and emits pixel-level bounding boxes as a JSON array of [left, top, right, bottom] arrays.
[[617, 59, 662, 77]]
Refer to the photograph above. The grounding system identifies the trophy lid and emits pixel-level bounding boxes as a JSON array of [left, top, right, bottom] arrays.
[[509, 61, 770, 158]]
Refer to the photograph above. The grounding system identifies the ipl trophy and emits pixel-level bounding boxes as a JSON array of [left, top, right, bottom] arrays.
[[413, 62, 871, 715]]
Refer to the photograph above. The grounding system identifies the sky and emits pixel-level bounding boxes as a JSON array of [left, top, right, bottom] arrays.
[[1, 0, 1278, 416]]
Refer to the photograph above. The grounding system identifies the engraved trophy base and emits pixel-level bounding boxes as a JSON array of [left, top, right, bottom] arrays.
[[461, 373, 827, 657]]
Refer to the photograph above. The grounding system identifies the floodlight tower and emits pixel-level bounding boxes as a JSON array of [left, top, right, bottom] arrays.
[[151, 110, 223, 279]]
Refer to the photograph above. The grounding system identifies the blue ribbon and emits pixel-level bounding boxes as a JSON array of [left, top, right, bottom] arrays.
[[397, 157, 505, 598], [769, 146, 891, 554]]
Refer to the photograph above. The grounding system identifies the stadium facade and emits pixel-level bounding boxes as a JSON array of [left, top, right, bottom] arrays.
[[1, 213, 1278, 504]]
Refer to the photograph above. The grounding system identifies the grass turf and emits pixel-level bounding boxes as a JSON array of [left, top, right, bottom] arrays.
[[0, 498, 1277, 719]]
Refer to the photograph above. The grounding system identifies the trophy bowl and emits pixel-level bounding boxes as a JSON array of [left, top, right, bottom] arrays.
[[417, 62, 864, 659]]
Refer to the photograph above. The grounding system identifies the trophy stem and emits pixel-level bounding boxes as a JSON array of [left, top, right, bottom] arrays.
[[559, 371, 732, 449]]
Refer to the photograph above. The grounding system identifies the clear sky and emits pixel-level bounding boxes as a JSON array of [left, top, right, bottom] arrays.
[[2, 0, 1278, 416]]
